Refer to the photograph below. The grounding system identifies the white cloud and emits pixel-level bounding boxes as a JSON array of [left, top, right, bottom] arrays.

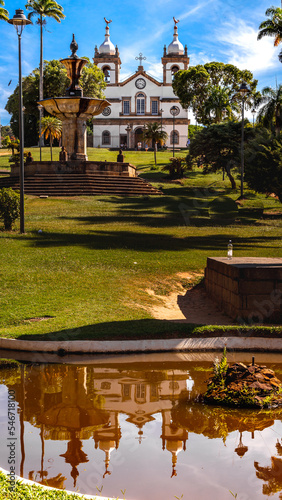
[[216, 18, 278, 74]]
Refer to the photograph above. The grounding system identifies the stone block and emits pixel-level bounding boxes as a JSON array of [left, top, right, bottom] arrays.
[[238, 280, 275, 295]]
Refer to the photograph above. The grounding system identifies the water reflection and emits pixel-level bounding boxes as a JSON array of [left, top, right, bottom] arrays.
[[1, 355, 282, 499], [254, 440, 282, 497]]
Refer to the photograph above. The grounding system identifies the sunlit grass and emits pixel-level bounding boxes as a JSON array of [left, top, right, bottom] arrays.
[[0, 149, 281, 340]]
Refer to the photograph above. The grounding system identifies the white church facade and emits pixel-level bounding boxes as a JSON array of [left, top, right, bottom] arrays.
[[93, 19, 189, 149]]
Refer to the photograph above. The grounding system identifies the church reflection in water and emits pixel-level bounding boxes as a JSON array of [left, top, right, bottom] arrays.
[[1, 358, 282, 496]]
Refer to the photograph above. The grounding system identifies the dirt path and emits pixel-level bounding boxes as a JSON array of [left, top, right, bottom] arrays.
[[146, 272, 235, 325]]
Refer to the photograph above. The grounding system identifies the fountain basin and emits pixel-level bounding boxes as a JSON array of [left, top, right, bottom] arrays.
[[38, 96, 110, 161], [39, 96, 110, 120]]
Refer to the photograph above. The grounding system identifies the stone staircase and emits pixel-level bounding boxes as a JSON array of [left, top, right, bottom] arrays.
[[0, 173, 162, 197]]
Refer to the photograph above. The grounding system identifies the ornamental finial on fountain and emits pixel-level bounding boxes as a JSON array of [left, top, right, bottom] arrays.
[[70, 34, 78, 58]]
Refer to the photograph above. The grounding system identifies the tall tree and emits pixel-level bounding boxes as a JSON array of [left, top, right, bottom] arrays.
[[189, 120, 254, 189], [25, 0, 65, 145], [40, 116, 62, 160], [258, 6, 282, 62], [203, 85, 240, 125], [0, 0, 8, 21], [257, 84, 282, 136], [142, 122, 168, 166], [172, 62, 259, 126], [245, 129, 282, 203]]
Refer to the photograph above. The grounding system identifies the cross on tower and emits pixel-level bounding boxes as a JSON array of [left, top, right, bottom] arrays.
[[135, 53, 146, 66]]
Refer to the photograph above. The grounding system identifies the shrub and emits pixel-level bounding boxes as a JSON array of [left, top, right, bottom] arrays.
[[209, 196, 238, 224], [0, 188, 20, 230]]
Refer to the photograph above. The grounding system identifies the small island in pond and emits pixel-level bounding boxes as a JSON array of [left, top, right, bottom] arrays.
[[203, 350, 282, 409]]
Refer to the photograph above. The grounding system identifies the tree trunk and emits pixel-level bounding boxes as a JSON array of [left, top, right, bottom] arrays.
[[225, 166, 236, 189], [39, 17, 44, 148], [154, 143, 157, 166], [50, 137, 53, 162]]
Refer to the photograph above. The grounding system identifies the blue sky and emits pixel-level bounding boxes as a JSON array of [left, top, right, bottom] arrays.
[[1, 0, 282, 126]]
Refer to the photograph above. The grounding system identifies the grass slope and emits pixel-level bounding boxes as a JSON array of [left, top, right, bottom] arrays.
[[0, 148, 281, 340], [0, 470, 115, 499]]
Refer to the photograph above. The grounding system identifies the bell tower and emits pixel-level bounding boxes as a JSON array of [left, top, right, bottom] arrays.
[[93, 19, 121, 85], [162, 18, 189, 86]]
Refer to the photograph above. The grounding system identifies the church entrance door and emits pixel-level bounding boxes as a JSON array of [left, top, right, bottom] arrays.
[[134, 128, 144, 150]]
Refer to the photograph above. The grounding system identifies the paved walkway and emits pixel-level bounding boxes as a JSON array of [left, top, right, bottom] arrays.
[[0, 336, 282, 353]]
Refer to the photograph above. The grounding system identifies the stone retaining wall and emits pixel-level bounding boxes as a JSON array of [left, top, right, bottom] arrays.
[[205, 257, 282, 323], [10, 161, 136, 177]]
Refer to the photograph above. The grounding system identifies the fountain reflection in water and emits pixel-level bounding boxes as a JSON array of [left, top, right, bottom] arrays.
[[0, 353, 282, 500]]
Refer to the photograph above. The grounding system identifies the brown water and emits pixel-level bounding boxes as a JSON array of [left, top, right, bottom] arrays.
[[1, 351, 282, 500]]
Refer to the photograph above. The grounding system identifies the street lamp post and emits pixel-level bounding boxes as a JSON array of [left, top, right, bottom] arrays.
[[9, 9, 31, 234], [170, 105, 178, 157], [125, 123, 132, 149], [160, 108, 163, 133], [239, 82, 250, 199]]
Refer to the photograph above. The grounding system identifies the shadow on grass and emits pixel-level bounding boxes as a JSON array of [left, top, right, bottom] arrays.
[[17, 318, 201, 341], [16, 230, 279, 252]]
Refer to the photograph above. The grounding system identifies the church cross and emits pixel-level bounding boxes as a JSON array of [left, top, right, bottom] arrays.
[[135, 53, 146, 66]]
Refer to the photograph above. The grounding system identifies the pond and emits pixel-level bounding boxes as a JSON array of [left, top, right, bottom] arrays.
[[1, 351, 282, 500]]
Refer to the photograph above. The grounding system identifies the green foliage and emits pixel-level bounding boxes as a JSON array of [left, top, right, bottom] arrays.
[[142, 122, 168, 166], [258, 6, 282, 62], [173, 61, 259, 126], [212, 348, 228, 386], [0, 188, 20, 230], [0, 470, 119, 499], [1, 125, 13, 139], [25, 0, 65, 23], [245, 130, 282, 203], [41, 116, 62, 160], [188, 124, 204, 139], [80, 60, 106, 98], [209, 196, 238, 224], [2, 136, 19, 154], [162, 156, 187, 178], [189, 120, 254, 189], [8, 152, 28, 165], [257, 85, 282, 136], [0, 0, 8, 21]]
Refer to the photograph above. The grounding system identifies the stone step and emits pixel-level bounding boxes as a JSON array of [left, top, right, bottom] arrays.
[[0, 173, 161, 196]]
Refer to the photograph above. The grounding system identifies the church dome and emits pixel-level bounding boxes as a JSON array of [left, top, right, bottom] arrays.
[[99, 25, 115, 55], [167, 24, 184, 55]]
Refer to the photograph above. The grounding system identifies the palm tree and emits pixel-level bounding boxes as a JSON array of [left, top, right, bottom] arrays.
[[25, 0, 65, 145], [203, 86, 240, 125], [258, 7, 282, 62], [142, 122, 168, 166], [40, 116, 62, 160], [257, 85, 282, 136], [0, 0, 8, 21]]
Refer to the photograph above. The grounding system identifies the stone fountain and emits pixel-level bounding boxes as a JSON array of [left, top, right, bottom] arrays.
[[38, 34, 110, 162], [5, 35, 158, 193]]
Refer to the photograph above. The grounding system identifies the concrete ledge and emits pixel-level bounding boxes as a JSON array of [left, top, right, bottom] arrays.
[[0, 467, 116, 500], [0, 336, 282, 353]]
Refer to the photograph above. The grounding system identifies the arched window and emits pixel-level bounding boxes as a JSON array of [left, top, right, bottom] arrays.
[[102, 66, 111, 83], [170, 130, 179, 144], [102, 130, 111, 145], [171, 65, 179, 80], [136, 93, 145, 115]]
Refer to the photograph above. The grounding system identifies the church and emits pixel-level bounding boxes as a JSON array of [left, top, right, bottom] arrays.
[[93, 19, 189, 149]]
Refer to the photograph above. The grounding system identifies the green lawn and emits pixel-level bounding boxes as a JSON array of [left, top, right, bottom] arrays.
[[0, 470, 113, 500], [0, 148, 281, 340]]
